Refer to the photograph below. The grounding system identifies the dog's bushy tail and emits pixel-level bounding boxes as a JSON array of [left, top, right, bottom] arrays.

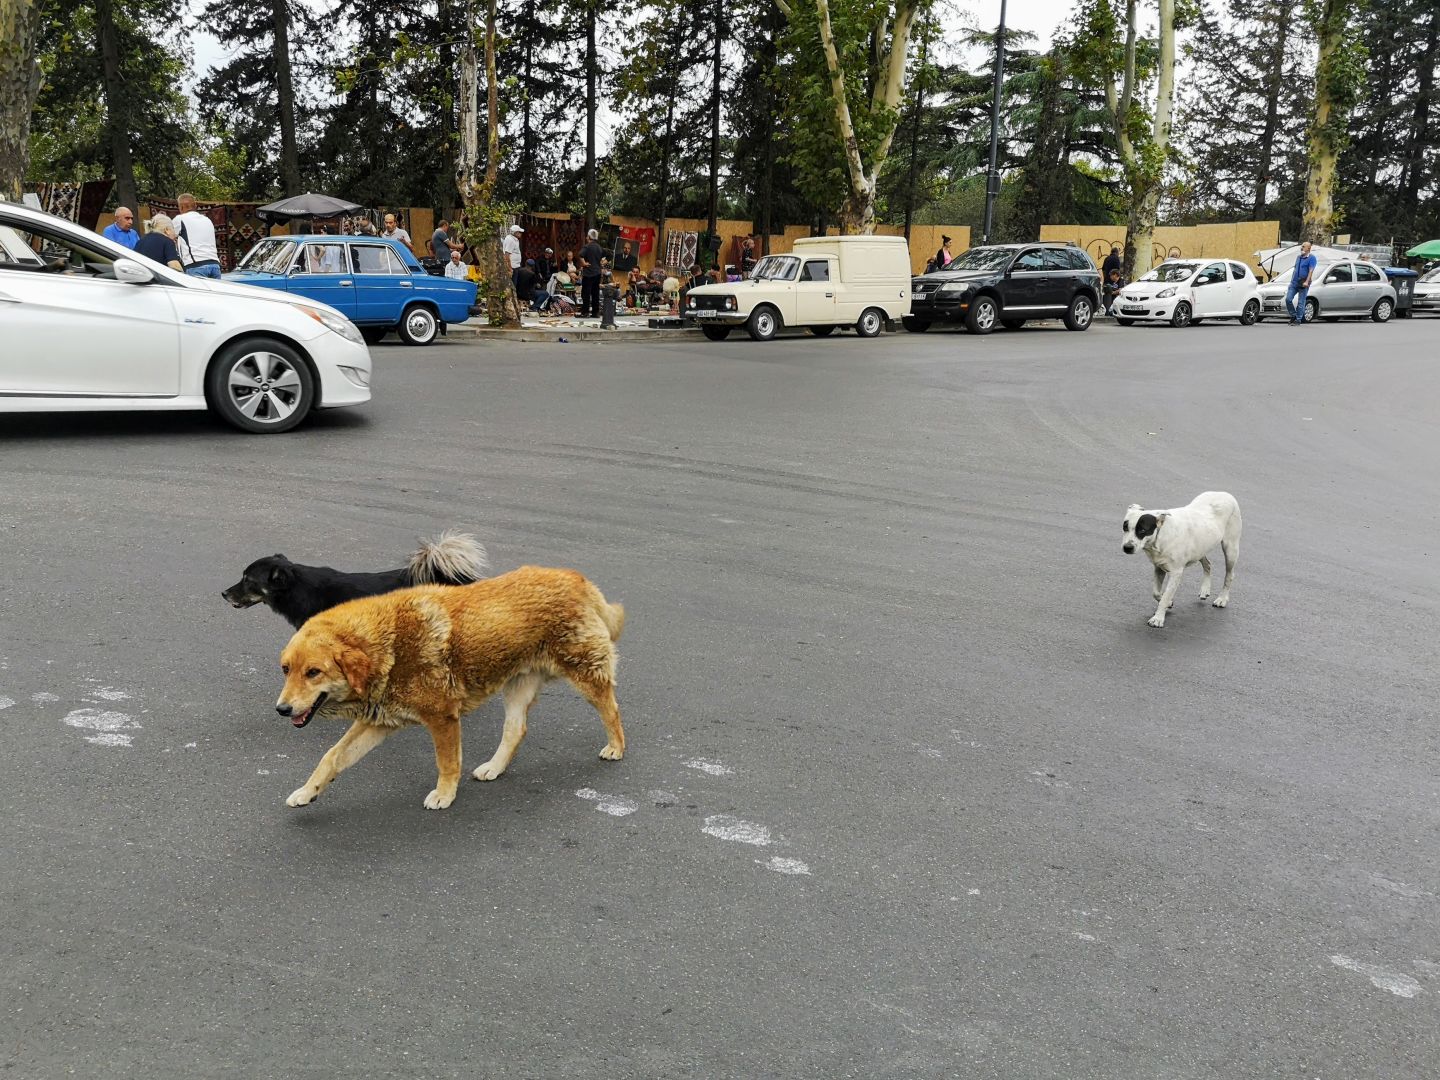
[[601, 601, 625, 642], [408, 531, 489, 585]]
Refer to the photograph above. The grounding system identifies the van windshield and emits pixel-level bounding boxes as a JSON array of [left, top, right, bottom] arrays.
[[753, 255, 799, 281]]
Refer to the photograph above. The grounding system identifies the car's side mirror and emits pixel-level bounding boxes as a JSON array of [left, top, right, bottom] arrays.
[[113, 258, 155, 285], [289, 263, 304, 275]]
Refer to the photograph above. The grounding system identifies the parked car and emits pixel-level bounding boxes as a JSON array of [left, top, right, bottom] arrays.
[[685, 236, 911, 341], [0, 200, 371, 433], [905, 242, 1101, 333], [1257, 259, 1397, 323], [1410, 265, 1440, 313], [228, 234, 477, 345], [1113, 259, 1262, 327]]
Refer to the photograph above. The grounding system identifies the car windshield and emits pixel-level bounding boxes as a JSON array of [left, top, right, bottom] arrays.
[[1420, 266, 1440, 282], [941, 247, 1014, 271], [753, 255, 799, 281], [239, 238, 298, 274], [0, 221, 126, 278], [1140, 262, 1200, 283]]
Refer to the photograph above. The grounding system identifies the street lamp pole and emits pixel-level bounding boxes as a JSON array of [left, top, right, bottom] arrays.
[[981, 0, 1007, 243]]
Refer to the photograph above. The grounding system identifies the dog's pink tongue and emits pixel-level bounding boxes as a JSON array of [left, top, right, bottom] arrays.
[[292, 710, 309, 727]]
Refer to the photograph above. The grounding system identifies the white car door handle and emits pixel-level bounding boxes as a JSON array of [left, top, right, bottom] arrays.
[[338, 279, 353, 286], [400, 281, 413, 288]]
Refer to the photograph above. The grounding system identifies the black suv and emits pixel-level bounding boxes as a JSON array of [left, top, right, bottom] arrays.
[[906, 243, 1102, 333]]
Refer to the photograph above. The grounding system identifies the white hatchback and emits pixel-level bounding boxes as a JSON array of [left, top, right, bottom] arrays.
[[1114, 259, 1262, 328], [0, 201, 372, 433]]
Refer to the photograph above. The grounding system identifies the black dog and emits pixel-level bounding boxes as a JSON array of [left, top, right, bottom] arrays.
[[222, 532, 488, 628]]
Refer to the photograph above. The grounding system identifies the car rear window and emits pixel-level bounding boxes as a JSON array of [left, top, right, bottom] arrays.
[[1230, 262, 1248, 280], [353, 244, 406, 274]]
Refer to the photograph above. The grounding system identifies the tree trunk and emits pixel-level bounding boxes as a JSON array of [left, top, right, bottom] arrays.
[[707, 0, 721, 239], [456, 0, 479, 204], [1400, 9, 1439, 225], [584, 3, 597, 232], [1251, 8, 1288, 218], [903, 26, 928, 240], [0, 0, 43, 202], [806, 0, 915, 234], [1126, 0, 1174, 279], [521, 25, 533, 210], [1302, 0, 1358, 243], [272, 0, 301, 195], [96, 0, 138, 209], [484, 0, 519, 326]]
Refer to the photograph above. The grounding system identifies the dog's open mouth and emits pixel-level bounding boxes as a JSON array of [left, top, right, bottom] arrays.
[[292, 692, 327, 728]]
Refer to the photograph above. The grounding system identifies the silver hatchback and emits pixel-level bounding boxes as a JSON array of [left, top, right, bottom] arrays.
[[1258, 259, 1397, 322]]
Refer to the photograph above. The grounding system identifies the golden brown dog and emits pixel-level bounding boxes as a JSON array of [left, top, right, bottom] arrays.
[[273, 565, 625, 810]]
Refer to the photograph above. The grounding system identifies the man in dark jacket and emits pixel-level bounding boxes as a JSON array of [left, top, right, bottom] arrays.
[[534, 247, 556, 286], [579, 229, 605, 317], [1102, 245, 1122, 279]]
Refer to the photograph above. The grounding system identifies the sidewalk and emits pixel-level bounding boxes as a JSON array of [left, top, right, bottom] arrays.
[[446, 312, 701, 343]]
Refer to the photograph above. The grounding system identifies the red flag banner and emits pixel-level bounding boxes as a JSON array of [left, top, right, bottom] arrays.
[[617, 225, 655, 255]]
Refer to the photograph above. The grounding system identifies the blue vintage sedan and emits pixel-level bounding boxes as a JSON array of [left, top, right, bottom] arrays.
[[227, 235, 477, 345]]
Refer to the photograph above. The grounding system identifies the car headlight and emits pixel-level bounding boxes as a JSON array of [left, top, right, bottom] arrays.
[[298, 304, 364, 345], [724, 295, 737, 310], [688, 295, 697, 308], [1156, 287, 1176, 299], [937, 282, 968, 293]]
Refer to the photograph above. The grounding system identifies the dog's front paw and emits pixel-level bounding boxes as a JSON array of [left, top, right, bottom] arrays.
[[286, 786, 317, 807], [423, 788, 456, 810], [1198, 589, 1210, 600], [1211, 596, 1228, 608], [471, 760, 506, 782], [1147, 614, 1166, 629], [598, 743, 624, 761]]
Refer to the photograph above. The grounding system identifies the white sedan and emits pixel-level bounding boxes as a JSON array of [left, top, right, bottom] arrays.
[[1113, 259, 1262, 327], [0, 201, 371, 433]]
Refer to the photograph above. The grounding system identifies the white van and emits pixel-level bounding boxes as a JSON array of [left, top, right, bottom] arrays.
[[685, 235, 913, 341]]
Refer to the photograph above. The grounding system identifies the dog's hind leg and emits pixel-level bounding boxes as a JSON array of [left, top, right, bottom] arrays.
[[473, 672, 544, 782], [287, 721, 393, 807], [1198, 556, 1212, 600], [423, 712, 463, 810], [1214, 537, 1238, 608], [569, 673, 625, 761]]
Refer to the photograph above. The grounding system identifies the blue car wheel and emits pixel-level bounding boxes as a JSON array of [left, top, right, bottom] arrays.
[[398, 304, 439, 346]]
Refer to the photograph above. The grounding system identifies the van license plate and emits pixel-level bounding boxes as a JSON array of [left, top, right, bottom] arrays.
[[691, 309, 716, 317]]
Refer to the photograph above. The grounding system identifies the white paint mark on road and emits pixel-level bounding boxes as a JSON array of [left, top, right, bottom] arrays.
[[758, 856, 811, 875], [184, 742, 198, 749], [912, 744, 944, 759], [1073, 932, 1097, 942], [257, 769, 271, 776], [0, 696, 14, 710], [968, 888, 981, 896], [574, 788, 638, 817], [32, 692, 60, 704], [84, 732, 134, 747], [1369, 874, 1434, 900], [684, 758, 734, 776], [89, 687, 131, 701], [703, 814, 773, 846], [63, 708, 140, 733], [1329, 955, 1423, 998]]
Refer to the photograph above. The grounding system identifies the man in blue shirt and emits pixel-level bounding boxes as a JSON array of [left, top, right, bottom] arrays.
[[101, 207, 139, 249], [1286, 240, 1317, 325]]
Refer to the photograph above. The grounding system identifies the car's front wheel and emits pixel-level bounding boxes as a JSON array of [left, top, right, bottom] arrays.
[[966, 296, 998, 334], [856, 307, 885, 338], [1063, 293, 1095, 331], [398, 304, 440, 345], [1239, 300, 1260, 325], [1170, 302, 1192, 328], [1372, 297, 1394, 322], [701, 325, 731, 341], [206, 338, 315, 434], [746, 305, 781, 341]]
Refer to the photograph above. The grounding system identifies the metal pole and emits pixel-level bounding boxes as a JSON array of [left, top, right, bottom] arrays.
[[982, 0, 1007, 243]]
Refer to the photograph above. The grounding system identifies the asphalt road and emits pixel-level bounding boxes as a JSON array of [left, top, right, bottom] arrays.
[[2, 316, 1438, 1078]]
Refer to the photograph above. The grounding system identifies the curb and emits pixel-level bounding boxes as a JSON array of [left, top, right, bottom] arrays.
[[445, 325, 702, 344]]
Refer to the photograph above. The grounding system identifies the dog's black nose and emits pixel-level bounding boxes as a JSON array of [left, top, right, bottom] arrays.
[[276, 703, 292, 717], [1123, 544, 1135, 554]]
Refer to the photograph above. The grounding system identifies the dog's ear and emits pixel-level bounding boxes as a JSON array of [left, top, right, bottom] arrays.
[[334, 642, 372, 696], [1134, 513, 1159, 540], [268, 562, 293, 585]]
